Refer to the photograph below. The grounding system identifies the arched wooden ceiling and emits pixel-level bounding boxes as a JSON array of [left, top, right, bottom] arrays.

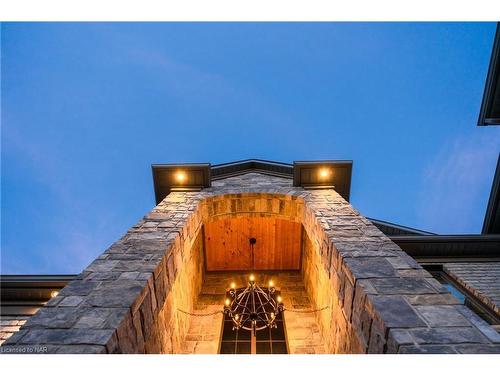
[[204, 216, 302, 271]]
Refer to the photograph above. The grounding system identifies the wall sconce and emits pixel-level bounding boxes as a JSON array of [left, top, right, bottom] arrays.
[[175, 171, 187, 183], [293, 160, 353, 201], [152, 163, 211, 204], [319, 168, 331, 179]]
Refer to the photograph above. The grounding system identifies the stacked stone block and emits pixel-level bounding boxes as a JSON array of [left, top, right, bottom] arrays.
[[0, 317, 28, 347]]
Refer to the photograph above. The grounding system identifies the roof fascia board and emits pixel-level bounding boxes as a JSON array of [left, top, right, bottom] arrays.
[[482, 153, 500, 234], [393, 234, 500, 258], [368, 217, 435, 236], [478, 23, 500, 126]]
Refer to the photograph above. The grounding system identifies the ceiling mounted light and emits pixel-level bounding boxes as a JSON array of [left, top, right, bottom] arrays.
[[224, 275, 284, 336], [152, 163, 211, 204], [319, 168, 331, 179], [175, 171, 187, 183], [293, 160, 353, 201]]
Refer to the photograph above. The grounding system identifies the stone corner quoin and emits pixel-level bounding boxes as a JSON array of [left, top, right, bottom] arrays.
[[3, 172, 500, 354]]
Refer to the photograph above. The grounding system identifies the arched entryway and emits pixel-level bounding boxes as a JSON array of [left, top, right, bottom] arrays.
[[144, 192, 356, 354]]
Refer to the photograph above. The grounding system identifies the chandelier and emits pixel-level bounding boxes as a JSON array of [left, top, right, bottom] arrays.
[[223, 273, 284, 334]]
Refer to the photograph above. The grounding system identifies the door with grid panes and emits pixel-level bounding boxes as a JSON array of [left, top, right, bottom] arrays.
[[219, 312, 288, 354]]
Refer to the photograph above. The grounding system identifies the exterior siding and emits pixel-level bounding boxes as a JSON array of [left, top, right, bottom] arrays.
[[444, 262, 500, 317]]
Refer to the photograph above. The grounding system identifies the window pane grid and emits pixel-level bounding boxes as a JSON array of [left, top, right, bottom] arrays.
[[426, 268, 500, 326], [220, 316, 288, 354]]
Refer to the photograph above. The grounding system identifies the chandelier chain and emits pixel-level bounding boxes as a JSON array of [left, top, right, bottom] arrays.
[[177, 305, 330, 316], [284, 306, 330, 313], [177, 308, 223, 317]]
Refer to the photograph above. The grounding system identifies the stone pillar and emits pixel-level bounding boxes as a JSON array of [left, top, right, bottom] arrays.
[[300, 189, 500, 353]]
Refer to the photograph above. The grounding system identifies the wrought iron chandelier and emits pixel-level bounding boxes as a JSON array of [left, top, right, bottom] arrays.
[[176, 235, 330, 354], [223, 273, 284, 334]]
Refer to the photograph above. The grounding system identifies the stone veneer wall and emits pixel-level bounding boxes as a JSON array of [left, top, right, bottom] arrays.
[[141, 230, 205, 353], [301, 230, 362, 353], [0, 316, 29, 347], [3, 173, 500, 353]]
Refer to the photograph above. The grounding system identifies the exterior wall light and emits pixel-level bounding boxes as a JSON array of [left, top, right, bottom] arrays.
[[152, 163, 211, 204], [50, 290, 59, 298], [319, 168, 331, 179], [175, 171, 187, 183], [293, 160, 353, 201]]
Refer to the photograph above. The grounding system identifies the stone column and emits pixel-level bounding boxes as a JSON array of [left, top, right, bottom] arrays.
[[301, 189, 500, 353]]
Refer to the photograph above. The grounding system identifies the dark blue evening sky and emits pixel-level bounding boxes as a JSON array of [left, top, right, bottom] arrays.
[[2, 22, 500, 274]]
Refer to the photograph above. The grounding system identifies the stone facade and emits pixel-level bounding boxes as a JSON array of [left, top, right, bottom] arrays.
[[3, 172, 500, 353], [0, 316, 28, 347]]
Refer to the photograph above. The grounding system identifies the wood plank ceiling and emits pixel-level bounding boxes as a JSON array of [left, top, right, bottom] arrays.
[[204, 217, 302, 271]]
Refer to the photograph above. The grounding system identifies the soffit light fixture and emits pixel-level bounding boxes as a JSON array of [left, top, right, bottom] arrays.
[[293, 160, 353, 201], [319, 168, 331, 179], [174, 170, 187, 183], [152, 163, 211, 204]]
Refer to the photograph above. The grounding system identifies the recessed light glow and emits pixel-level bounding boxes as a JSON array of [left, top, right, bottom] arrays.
[[319, 168, 331, 179], [175, 171, 187, 183]]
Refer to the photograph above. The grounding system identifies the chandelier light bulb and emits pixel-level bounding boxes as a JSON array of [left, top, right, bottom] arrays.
[[224, 274, 284, 332]]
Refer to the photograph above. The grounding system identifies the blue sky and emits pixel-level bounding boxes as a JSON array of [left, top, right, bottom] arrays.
[[1, 22, 500, 274]]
